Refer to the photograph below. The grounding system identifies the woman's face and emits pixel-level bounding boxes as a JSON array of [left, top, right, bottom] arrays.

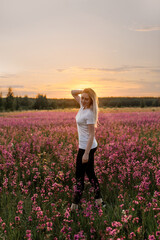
[[81, 93, 92, 109]]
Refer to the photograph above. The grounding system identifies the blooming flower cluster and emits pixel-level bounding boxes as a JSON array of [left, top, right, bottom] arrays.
[[0, 109, 160, 239]]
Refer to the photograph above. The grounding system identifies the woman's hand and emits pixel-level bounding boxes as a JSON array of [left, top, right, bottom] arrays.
[[82, 153, 89, 164]]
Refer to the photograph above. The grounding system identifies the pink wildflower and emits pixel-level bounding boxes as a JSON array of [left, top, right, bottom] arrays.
[[129, 232, 136, 239], [15, 216, 20, 221], [148, 235, 156, 240]]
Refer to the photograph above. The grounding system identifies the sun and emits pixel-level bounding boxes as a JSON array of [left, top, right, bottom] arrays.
[[72, 82, 97, 91]]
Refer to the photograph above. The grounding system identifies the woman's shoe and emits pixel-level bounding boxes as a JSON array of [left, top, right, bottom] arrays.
[[95, 198, 106, 207], [102, 201, 106, 208], [71, 203, 78, 211]]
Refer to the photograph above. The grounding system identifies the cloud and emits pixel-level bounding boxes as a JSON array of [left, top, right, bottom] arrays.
[[0, 74, 18, 78], [44, 87, 68, 91], [55, 66, 151, 74], [130, 26, 160, 32], [98, 78, 140, 84], [151, 69, 160, 73], [53, 66, 160, 75], [0, 85, 24, 88], [81, 67, 128, 73], [56, 69, 66, 72], [96, 78, 116, 82], [79, 65, 154, 73]]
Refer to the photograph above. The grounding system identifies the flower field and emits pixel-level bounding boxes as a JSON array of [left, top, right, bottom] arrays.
[[0, 109, 160, 240]]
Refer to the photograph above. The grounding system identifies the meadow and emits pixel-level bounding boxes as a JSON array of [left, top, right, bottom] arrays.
[[0, 108, 160, 240]]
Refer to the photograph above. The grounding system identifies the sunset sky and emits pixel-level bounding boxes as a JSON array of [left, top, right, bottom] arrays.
[[0, 0, 160, 98]]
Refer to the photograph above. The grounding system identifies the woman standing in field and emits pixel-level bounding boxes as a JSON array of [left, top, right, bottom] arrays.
[[71, 88, 105, 211]]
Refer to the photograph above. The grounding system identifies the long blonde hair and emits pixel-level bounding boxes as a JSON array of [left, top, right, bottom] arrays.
[[82, 88, 99, 128]]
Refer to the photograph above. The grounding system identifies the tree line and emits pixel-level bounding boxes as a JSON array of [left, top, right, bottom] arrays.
[[0, 87, 160, 112]]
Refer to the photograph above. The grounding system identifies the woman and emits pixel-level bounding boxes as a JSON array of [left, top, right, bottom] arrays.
[[71, 88, 105, 211]]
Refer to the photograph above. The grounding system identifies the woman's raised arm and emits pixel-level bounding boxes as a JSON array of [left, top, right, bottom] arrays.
[[71, 89, 83, 104]]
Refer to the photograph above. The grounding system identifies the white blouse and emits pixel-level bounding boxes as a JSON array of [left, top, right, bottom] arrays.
[[75, 102, 98, 150]]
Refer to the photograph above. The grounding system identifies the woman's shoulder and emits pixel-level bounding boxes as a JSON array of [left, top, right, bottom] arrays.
[[88, 106, 93, 113], [86, 108, 94, 117]]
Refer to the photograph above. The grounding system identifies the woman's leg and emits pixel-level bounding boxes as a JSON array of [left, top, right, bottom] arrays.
[[73, 148, 86, 204], [85, 147, 102, 200]]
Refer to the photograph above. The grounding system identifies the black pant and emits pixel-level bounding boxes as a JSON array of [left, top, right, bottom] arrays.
[[73, 147, 101, 204]]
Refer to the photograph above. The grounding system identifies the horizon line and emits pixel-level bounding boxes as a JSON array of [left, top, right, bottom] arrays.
[[1, 96, 160, 99]]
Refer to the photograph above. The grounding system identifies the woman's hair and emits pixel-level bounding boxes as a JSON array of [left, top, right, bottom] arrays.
[[82, 88, 99, 127]]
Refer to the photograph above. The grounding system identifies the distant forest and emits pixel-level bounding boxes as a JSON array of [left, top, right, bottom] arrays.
[[0, 87, 160, 111]]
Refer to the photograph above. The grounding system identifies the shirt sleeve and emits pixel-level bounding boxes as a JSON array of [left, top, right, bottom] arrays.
[[86, 110, 95, 124]]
